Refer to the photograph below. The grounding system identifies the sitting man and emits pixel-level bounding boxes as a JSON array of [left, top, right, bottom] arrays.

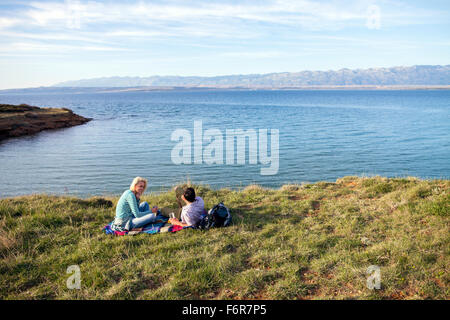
[[168, 187, 206, 228]]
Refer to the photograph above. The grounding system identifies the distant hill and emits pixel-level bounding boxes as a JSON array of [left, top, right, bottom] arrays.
[[53, 65, 450, 88]]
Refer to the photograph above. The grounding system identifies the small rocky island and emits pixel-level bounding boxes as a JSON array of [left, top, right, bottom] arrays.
[[0, 104, 92, 141]]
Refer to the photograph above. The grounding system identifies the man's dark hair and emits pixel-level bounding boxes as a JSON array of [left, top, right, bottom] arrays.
[[183, 187, 196, 202]]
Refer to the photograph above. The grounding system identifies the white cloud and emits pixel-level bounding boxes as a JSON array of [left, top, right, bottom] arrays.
[[0, 41, 130, 53], [0, 17, 21, 29], [0, 1, 448, 64], [221, 51, 285, 58], [0, 30, 114, 44], [10, 0, 446, 32]]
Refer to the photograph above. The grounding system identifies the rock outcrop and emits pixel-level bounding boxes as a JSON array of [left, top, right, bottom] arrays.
[[0, 104, 92, 141]]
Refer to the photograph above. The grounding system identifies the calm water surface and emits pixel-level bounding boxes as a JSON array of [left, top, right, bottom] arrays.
[[0, 89, 448, 198]]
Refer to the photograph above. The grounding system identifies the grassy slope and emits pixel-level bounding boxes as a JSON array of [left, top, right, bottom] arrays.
[[0, 176, 448, 300], [0, 104, 68, 118]]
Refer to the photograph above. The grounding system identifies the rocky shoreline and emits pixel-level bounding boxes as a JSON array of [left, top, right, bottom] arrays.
[[0, 104, 92, 141]]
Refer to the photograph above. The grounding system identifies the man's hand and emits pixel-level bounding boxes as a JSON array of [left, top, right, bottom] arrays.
[[169, 218, 180, 225]]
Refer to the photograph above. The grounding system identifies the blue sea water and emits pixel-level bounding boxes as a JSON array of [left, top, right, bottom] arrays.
[[0, 89, 449, 198]]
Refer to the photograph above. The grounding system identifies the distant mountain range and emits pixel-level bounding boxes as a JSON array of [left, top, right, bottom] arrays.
[[53, 65, 450, 88]]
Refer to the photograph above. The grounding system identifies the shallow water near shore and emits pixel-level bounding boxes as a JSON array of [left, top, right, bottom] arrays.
[[0, 89, 449, 198]]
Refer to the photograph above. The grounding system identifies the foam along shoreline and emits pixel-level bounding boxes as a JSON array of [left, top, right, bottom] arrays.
[[0, 104, 92, 141]]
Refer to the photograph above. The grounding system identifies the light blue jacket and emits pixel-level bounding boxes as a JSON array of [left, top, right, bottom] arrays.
[[112, 189, 151, 230]]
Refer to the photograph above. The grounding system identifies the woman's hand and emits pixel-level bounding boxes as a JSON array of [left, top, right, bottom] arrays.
[[134, 191, 142, 201]]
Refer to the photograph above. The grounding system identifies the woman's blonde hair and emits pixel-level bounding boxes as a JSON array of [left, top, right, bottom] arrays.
[[130, 176, 148, 192]]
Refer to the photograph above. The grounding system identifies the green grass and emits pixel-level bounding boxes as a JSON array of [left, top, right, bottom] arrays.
[[0, 176, 448, 300], [0, 104, 68, 118]]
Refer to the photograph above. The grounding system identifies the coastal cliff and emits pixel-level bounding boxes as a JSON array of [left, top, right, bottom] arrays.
[[0, 104, 91, 141]]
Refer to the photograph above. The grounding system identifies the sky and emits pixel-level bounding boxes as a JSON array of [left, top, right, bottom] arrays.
[[0, 0, 449, 89]]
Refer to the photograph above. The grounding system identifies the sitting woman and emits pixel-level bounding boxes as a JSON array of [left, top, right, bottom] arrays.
[[169, 187, 206, 228], [111, 177, 159, 231]]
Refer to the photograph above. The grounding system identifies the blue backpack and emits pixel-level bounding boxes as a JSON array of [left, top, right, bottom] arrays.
[[198, 202, 232, 230]]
